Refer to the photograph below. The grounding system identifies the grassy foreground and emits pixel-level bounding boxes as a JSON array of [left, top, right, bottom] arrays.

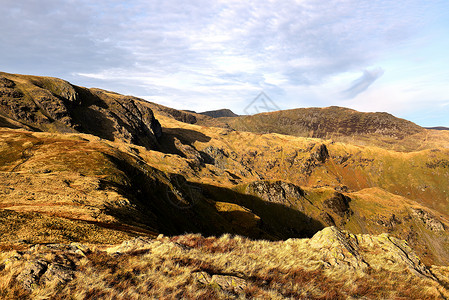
[[1, 227, 449, 299]]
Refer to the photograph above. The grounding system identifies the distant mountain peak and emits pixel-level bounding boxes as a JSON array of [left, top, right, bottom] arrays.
[[199, 109, 238, 118]]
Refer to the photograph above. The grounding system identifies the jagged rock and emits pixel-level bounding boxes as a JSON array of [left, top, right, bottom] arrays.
[[203, 146, 229, 168], [412, 208, 445, 231], [16, 259, 48, 290], [376, 214, 402, 231], [320, 212, 336, 226], [42, 263, 74, 285], [312, 144, 329, 163], [245, 180, 305, 206], [174, 137, 203, 166], [309, 227, 435, 279], [193, 271, 212, 285], [376, 234, 435, 279], [310, 226, 369, 270], [323, 192, 352, 218], [211, 274, 247, 293], [0, 72, 162, 149], [302, 144, 330, 175]]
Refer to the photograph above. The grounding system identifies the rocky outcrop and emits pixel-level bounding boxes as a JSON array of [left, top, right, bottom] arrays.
[[245, 180, 306, 206], [2, 227, 443, 298], [308, 226, 434, 279], [309, 226, 369, 270], [0, 72, 162, 149], [14, 244, 79, 290], [323, 192, 352, 218], [174, 137, 204, 164], [302, 143, 329, 175], [193, 272, 247, 294], [412, 208, 445, 231], [312, 143, 329, 163]]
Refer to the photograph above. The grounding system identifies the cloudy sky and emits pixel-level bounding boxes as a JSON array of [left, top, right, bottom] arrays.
[[1, 0, 448, 126]]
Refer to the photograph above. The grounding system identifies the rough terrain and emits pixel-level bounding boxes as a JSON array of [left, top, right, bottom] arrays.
[[1, 71, 449, 298]]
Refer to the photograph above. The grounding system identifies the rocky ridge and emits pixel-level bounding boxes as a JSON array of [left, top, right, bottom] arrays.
[[0, 72, 162, 149]]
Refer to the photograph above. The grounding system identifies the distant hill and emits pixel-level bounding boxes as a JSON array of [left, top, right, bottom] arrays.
[[193, 106, 449, 151], [200, 108, 238, 118], [426, 126, 449, 131], [222, 106, 423, 138]]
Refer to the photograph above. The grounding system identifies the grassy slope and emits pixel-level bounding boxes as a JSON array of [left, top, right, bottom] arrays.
[[152, 112, 449, 265], [1, 72, 449, 268], [1, 229, 448, 299], [208, 106, 449, 151]]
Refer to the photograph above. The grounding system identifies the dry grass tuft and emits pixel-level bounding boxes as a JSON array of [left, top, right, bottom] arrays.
[[2, 229, 445, 299]]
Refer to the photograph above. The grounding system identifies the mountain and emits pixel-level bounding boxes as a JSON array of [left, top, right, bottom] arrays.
[[427, 126, 449, 131], [200, 108, 239, 118], [0, 72, 162, 149], [198, 106, 449, 151], [1, 71, 449, 297]]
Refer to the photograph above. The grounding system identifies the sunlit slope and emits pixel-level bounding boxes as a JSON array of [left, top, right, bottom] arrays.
[[203, 106, 449, 151], [1, 72, 449, 266]]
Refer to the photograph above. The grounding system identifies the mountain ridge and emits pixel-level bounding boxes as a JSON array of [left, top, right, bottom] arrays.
[[200, 108, 239, 118]]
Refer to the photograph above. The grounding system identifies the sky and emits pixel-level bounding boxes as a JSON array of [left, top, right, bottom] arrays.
[[1, 0, 449, 127]]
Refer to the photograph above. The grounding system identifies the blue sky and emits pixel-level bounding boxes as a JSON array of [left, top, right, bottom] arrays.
[[1, 0, 448, 126]]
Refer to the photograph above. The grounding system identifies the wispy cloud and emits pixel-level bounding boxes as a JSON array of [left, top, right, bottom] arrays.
[[1, 0, 448, 125], [342, 68, 385, 99]]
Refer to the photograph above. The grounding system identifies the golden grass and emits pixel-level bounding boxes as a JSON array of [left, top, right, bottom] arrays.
[[0, 231, 447, 299]]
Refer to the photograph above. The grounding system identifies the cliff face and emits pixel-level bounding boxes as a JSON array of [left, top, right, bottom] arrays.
[[0, 72, 161, 149]]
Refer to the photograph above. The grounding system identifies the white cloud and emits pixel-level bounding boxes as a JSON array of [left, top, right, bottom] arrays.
[[1, 0, 448, 125]]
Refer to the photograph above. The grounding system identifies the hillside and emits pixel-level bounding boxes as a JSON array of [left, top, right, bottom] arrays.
[[0, 72, 161, 149], [198, 106, 449, 151], [2, 227, 449, 299], [200, 109, 239, 118], [1, 71, 449, 297]]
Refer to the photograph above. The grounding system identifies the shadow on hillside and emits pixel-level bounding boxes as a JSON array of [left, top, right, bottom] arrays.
[[163, 127, 211, 143], [159, 127, 212, 156], [200, 183, 324, 239], [100, 152, 324, 240], [70, 86, 117, 141]]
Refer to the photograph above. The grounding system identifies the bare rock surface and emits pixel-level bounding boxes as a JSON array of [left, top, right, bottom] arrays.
[[0, 72, 162, 149]]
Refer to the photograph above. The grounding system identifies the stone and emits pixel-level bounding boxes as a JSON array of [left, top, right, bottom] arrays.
[[245, 180, 306, 206], [42, 263, 74, 285], [323, 192, 352, 218], [412, 208, 445, 232], [16, 259, 48, 290]]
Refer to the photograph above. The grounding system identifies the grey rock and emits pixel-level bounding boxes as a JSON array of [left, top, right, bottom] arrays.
[[16, 259, 48, 290], [412, 208, 445, 232], [245, 180, 305, 206], [42, 263, 74, 285]]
